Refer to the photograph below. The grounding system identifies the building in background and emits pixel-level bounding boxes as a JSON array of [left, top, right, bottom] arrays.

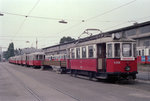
[[15, 47, 42, 55]]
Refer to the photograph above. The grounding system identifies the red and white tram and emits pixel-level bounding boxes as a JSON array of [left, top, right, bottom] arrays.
[[26, 52, 45, 68], [9, 52, 45, 68], [67, 34, 137, 80]]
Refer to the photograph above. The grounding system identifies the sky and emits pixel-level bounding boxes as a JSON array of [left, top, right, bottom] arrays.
[[0, 0, 150, 51]]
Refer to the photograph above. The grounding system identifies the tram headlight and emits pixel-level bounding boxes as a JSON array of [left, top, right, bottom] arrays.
[[125, 66, 131, 71], [112, 33, 121, 40]]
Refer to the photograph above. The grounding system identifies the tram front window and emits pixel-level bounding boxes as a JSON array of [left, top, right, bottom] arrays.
[[122, 43, 132, 57], [107, 44, 112, 58], [114, 43, 120, 58], [39, 55, 44, 60]]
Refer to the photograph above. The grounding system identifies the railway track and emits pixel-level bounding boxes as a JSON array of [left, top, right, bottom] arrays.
[[3, 64, 43, 101], [3, 63, 81, 101]]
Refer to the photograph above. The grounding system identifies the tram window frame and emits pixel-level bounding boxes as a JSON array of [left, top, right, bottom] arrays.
[[142, 49, 144, 56], [139, 50, 141, 56], [71, 49, 75, 59], [107, 44, 112, 58], [82, 47, 86, 58], [35, 55, 38, 60], [114, 43, 120, 58], [88, 46, 94, 58], [39, 55, 44, 60], [122, 43, 132, 57], [133, 44, 136, 57], [76, 48, 80, 59]]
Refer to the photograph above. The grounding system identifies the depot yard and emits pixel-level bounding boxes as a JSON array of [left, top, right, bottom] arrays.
[[0, 62, 150, 101]]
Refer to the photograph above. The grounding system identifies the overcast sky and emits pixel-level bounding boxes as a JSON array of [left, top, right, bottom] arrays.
[[0, 0, 150, 51]]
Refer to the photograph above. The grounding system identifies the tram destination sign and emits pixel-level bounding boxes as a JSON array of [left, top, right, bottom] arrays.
[[121, 57, 135, 61]]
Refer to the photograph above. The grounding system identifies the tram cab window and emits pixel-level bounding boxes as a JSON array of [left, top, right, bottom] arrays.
[[36, 55, 38, 60], [122, 43, 132, 57], [82, 47, 86, 58], [39, 55, 44, 60], [88, 46, 93, 58], [76, 48, 80, 59], [114, 43, 120, 58], [107, 44, 112, 58]]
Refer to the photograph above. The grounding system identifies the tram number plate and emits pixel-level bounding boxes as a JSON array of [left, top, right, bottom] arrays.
[[114, 61, 120, 64]]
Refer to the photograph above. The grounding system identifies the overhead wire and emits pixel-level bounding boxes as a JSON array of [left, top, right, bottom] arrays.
[[38, 21, 83, 47], [103, 15, 150, 31], [85, 0, 137, 22], [0, 0, 137, 23], [1, 11, 63, 21], [27, 0, 41, 16], [11, 0, 41, 41], [2, 0, 145, 49]]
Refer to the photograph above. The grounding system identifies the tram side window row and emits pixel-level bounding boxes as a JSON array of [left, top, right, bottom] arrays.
[[70, 45, 95, 59], [137, 48, 150, 56]]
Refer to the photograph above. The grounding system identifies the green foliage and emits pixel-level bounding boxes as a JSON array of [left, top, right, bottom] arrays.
[[59, 36, 75, 44], [3, 42, 15, 59]]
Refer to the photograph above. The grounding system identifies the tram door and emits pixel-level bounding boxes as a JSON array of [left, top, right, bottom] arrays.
[[97, 43, 106, 72]]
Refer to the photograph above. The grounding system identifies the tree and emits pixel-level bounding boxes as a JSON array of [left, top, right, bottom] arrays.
[[8, 42, 15, 57], [59, 36, 75, 44], [4, 42, 15, 60]]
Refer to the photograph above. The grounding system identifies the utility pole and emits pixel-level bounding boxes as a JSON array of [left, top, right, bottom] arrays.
[[36, 38, 38, 49]]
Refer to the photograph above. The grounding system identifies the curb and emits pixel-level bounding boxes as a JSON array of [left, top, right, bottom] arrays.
[[136, 79, 150, 84]]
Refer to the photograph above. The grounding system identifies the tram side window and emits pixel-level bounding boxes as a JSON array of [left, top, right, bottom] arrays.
[[122, 43, 132, 57], [71, 49, 75, 59], [88, 46, 93, 58], [39, 55, 42, 60], [107, 44, 112, 58], [114, 43, 120, 58], [36, 55, 38, 60], [149, 49, 150, 55], [138, 50, 141, 56], [133, 44, 136, 57], [82, 47, 86, 58], [142, 50, 144, 56], [76, 48, 80, 59]]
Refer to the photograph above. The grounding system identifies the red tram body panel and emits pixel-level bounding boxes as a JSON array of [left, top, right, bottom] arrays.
[[33, 60, 43, 66], [69, 59, 97, 72], [106, 58, 137, 73]]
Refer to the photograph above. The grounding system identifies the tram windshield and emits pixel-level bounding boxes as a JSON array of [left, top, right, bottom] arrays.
[[114, 43, 120, 58], [107, 44, 112, 58], [38, 55, 45, 60], [122, 43, 132, 57]]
